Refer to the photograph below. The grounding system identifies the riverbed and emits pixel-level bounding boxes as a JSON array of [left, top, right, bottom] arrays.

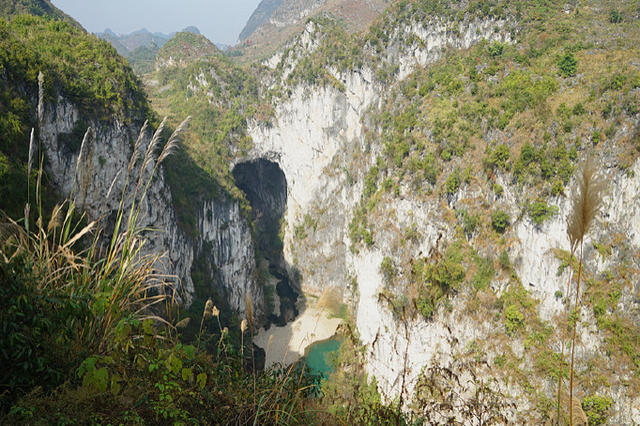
[[254, 304, 343, 367]]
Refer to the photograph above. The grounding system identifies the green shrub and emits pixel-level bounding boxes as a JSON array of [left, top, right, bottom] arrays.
[[472, 254, 495, 291], [505, 305, 524, 335], [379, 256, 397, 285], [551, 180, 564, 196], [582, 395, 613, 426], [493, 183, 504, 197], [491, 210, 510, 233], [498, 250, 510, 270], [363, 165, 380, 198], [458, 209, 480, 237], [414, 244, 465, 320], [609, 10, 623, 23], [527, 200, 559, 226], [0, 254, 88, 409], [558, 52, 578, 77], [445, 168, 461, 195], [572, 102, 586, 116], [488, 42, 504, 57], [349, 205, 374, 251], [485, 144, 510, 171]]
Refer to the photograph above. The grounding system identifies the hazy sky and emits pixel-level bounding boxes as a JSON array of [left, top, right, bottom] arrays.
[[50, 0, 263, 46]]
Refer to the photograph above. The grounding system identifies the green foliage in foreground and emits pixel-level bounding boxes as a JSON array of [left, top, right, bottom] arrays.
[[0, 201, 411, 425]]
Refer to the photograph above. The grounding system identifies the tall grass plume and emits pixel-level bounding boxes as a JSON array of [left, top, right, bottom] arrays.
[[557, 155, 607, 425]]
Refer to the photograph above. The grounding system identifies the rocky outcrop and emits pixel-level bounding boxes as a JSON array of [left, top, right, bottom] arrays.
[[39, 97, 260, 316]]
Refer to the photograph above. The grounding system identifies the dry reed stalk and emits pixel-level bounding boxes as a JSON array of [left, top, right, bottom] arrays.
[[241, 318, 248, 359], [245, 293, 257, 405], [564, 155, 607, 425], [128, 120, 149, 174], [266, 334, 274, 360], [105, 170, 121, 201], [199, 298, 214, 335], [140, 117, 167, 174], [70, 127, 93, 198], [28, 128, 36, 175], [157, 116, 190, 165], [37, 71, 44, 124]]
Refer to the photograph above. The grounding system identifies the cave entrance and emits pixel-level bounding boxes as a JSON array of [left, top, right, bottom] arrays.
[[232, 159, 298, 325]]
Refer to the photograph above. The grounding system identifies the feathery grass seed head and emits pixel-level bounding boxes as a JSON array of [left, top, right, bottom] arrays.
[[28, 128, 36, 175], [37, 71, 44, 123], [176, 317, 191, 329], [158, 116, 190, 165], [141, 117, 167, 171], [204, 299, 214, 318], [128, 120, 149, 174], [566, 155, 608, 250], [47, 204, 63, 233]]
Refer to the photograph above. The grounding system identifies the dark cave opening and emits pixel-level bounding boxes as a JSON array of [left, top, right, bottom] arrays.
[[232, 159, 298, 326]]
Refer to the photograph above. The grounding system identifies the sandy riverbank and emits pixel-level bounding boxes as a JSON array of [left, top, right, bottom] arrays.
[[254, 304, 343, 367]]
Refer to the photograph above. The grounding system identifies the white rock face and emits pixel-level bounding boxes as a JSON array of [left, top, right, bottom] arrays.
[[198, 199, 261, 315], [392, 18, 513, 80], [268, 0, 325, 29], [40, 98, 259, 315], [247, 14, 640, 423]]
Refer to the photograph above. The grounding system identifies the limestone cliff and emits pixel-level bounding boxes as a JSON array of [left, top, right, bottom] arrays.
[[243, 7, 640, 424], [39, 97, 261, 316]]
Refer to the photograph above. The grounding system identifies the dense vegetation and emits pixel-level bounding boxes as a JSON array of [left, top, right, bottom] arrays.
[[126, 44, 160, 75], [0, 144, 328, 423]]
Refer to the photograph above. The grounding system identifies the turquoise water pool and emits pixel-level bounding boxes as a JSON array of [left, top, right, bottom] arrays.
[[304, 337, 341, 376]]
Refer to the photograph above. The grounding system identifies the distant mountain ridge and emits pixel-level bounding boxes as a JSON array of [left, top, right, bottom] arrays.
[[95, 26, 229, 75], [95, 26, 204, 56], [234, 0, 386, 63], [239, 0, 284, 42]]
